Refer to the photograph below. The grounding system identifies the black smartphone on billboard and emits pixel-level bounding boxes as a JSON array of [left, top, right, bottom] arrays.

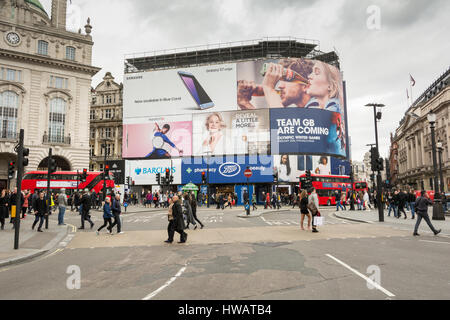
[[178, 71, 214, 110]]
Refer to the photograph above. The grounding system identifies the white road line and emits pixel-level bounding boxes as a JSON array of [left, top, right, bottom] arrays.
[[142, 264, 188, 300], [419, 240, 450, 245], [325, 254, 395, 298]]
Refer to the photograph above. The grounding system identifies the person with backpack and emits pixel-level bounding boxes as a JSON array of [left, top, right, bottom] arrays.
[[79, 189, 94, 230], [110, 194, 123, 234], [97, 197, 113, 235], [307, 188, 320, 233], [413, 191, 441, 236]]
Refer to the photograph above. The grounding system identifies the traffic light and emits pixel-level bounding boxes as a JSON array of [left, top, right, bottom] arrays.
[[273, 172, 278, 183], [156, 173, 161, 185], [306, 170, 312, 181], [8, 162, 15, 179], [165, 168, 170, 180], [81, 169, 88, 182], [105, 165, 110, 177], [170, 175, 174, 184], [370, 147, 378, 169], [126, 176, 130, 185], [376, 158, 384, 171], [202, 172, 207, 184], [22, 147, 29, 167], [48, 157, 57, 174]]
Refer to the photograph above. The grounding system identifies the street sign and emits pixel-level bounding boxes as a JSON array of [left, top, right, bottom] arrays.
[[244, 169, 253, 178]]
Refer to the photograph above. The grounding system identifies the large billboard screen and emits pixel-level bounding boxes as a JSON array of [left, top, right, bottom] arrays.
[[123, 57, 348, 160], [123, 63, 237, 119], [192, 109, 270, 156]]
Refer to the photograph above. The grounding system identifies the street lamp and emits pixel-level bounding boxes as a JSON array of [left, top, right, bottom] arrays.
[[205, 151, 211, 208], [427, 112, 445, 220], [365, 103, 385, 222], [436, 141, 444, 195]]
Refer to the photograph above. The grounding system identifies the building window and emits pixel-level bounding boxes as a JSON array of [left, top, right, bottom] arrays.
[[99, 164, 104, 172], [66, 46, 76, 60], [105, 109, 112, 119], [49, 76, 68, 89], [48, 98, 66, 143], [90, 109, 95, 120], [0, 91, 19, 139], [92, 97, 97, 105], [89, 145, 94, 157], [106, 95, 112, 104], [38, 40, 48, 55], [105, 127, 112, 138], [0, 67, 22, 82], [90, 128, 95, 139], [89, 164, 95, 171]]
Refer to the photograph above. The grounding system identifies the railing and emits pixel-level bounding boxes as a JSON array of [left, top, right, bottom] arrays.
[[43, 134, 71, 145]]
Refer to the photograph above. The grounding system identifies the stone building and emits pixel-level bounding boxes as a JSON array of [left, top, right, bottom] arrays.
[[89, 72, 123, 172], [0, 0, 100, 190], [389, 67, 449, 192]]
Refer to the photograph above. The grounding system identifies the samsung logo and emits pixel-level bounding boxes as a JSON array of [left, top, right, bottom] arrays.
[[219, 162, 241, 177]]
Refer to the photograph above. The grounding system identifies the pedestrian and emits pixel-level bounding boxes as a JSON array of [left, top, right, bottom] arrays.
[[57, 189, 68, 226], [21, 190, 30, 219], [97, 197, 113, 235], [397, 189, 407, 219], [165, 197, 175, 243], [8, 187, 24, 225], [341, 193, 347, 210], [190, 194, 204, 229], [110, 194, 123, 234], [79, 189, 94, 230], [252, 193, 258, 211], [335, 191, 344, 211], [413, 191, 441, 236], [307, 188, 320, 233], [32, 191, 48, 232], [408, 189, 416, 219], [292, 193, 298, 209], [167, 195, 187, 243], [183, 194, 196, 229], [363, 191, 371, 211], [0, 189, 8, 230], [300, 190, 311, 231]]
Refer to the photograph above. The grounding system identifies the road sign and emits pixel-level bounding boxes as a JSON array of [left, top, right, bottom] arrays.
[[244, 169, 253, 178]]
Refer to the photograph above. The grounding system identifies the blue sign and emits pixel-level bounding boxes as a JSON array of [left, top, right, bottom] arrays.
[[270, 108, 347, 158], [330, 157, 351, 176], [182, 156, 273, 184]]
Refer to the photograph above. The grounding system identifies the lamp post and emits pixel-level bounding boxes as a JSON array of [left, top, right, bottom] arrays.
[[365, 103, 385, 222], [101, 139, 108, 200], [436, 141, 444, 195], [205, 151, 211, 208], [427, 112, 445, 220]]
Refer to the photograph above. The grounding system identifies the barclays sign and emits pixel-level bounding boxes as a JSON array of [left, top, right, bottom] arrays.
[[219, 162, 241, 177]]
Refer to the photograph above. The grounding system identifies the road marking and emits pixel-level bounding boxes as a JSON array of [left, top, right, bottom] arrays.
[[325, 254, 395, 298], [419, 240, 450, 245], [142, 264, 188, 300]]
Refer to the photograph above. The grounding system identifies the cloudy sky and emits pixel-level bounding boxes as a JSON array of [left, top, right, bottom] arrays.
[[41, 0, 450, 162]]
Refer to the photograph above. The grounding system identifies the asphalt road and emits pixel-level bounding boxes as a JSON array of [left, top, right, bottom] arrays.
[[1, 205, 449, 300]]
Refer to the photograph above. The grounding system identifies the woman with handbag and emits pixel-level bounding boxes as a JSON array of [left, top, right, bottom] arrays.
[[307, 188, 320, 233]]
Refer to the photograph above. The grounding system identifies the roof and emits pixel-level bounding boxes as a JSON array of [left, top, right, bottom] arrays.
[[25, 0, 48, 16]]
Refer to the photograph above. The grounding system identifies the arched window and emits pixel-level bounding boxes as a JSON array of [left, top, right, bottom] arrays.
[[0, 91, 19, 139], [49, 98, 66, 143]]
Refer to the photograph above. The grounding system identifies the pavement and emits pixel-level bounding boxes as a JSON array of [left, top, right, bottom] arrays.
[[334, 208, 450, 236], [0, 212, 71, 267]]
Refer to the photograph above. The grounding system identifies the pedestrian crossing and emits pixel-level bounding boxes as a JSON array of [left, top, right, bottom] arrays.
[[261, 218, 357, 226]]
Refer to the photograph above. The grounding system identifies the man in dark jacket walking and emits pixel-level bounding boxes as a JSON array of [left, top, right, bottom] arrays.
[[397, 189, 407, 219], [32, 191, 48, 232], [408, 189, 416, 219], [168, 195, 187, 243], [79, 189, 94, 229], [110, 194, 123, 234], [413, 191, 441, 236]]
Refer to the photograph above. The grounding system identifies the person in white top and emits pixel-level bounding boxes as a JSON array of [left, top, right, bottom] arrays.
[[308, 188, 320, 233], [363, 191, 371, 211], [200, 113, 226, 156], [276, 155, 293, 182], [315, 156, 330, 175]]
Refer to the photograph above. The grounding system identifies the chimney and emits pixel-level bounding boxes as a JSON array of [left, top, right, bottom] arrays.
[[51, 0, 67, 30]]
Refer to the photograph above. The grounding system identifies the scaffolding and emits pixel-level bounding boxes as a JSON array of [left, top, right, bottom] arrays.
[[124, 37, 340, 74]]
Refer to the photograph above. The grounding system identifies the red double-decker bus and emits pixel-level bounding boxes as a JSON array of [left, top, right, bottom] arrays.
[[21, 171, 115, 197], [299, 174, 369, 206]]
